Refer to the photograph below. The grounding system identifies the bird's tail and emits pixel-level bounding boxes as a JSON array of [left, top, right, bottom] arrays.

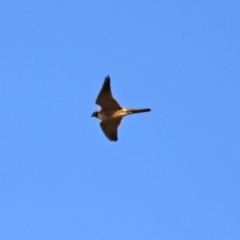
[[127, 108, 151, 114]]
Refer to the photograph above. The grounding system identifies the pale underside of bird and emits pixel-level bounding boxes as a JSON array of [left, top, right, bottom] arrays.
[[91, 76, 151, 141]]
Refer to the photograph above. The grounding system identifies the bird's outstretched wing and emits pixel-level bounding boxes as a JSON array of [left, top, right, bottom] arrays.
[[95, 76, 121, 109], [100, 117, 123, 141]]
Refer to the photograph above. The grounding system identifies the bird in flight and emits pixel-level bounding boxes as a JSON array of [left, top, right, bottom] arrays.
[[91, 75, 151, 141]]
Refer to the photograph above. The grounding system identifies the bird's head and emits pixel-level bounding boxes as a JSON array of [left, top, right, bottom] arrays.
[[91, 111, 99, 118]]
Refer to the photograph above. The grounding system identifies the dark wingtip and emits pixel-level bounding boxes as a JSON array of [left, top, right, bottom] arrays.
[[105, 75, 110, 82], [103, 75, 111, 89], [110, 137, 118, 141]]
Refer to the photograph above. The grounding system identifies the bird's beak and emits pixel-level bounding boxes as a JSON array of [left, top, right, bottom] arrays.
[[91, 113, 95, 117]]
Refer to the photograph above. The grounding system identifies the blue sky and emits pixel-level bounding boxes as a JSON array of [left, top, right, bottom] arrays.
[[0, 1, 240, 239]]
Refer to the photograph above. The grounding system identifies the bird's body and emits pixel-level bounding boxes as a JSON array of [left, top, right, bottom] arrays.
[[97, 108, 126, 121], [92, 76, 151, 141], [95, 108, 151, 121]]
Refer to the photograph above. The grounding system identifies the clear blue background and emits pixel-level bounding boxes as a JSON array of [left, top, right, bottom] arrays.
[[0, 1, 239, 239]]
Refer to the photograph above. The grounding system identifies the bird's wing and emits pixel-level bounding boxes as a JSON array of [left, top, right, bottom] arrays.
[[95, 76, 121, 109], [100, 117, 123, 141]]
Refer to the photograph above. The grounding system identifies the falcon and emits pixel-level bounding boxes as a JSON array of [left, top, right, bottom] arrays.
[[91, 75, 151, 141]]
